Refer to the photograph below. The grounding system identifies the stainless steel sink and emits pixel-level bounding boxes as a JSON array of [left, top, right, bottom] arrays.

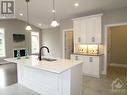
[[41, 58, 57, 62]]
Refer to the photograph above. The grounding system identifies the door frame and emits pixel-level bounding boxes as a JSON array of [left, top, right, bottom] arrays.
[[62, 29, 73, 59], [104, 22, 127, 74]]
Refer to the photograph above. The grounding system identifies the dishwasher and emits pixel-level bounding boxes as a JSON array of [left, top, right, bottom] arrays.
[[0, 63, 17, 88]]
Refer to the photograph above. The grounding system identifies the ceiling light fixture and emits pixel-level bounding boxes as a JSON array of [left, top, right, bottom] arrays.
[[74, 3, 79, 7], [25, 0, 32, 31], [38, 23, 42, 26], [50, 0, 59, 27], [19, 13, 23, 16], [52, 9, 55, 13]]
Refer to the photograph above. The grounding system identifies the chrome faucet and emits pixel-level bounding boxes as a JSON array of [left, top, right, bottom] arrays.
[[38, 46, 50, 61]]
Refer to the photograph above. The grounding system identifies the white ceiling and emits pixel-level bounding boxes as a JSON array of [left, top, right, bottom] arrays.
[[15, 0, 127, 29]]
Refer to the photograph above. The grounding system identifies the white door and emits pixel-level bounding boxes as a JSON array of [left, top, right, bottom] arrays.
[[65, 31, 73, 59]]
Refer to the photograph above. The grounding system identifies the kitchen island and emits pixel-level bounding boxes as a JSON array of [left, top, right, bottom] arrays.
[[5, 55, 83, 95]]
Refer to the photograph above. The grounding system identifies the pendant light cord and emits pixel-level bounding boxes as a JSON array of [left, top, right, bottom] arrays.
[[26, 0, 29, 25], [51, 0, 59, 27], [53, 0, 56, 20]]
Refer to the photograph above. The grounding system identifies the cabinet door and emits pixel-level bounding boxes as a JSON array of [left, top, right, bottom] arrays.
[[71, 54, 82, 61], [93, 16, 101, 43], [71, 54, 85, 74], [71, 54, 100, 77], [80, 20, 87, 43], [81, 56, 88, 74], [86, 56, 100, 77], [86, 16, 101, 44], [73, 20, 81, 44], [71, 54, 76, 60], [71, 54, 86, 74]]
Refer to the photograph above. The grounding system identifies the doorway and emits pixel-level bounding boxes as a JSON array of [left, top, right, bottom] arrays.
[[63, 29, 73, 59], [105, 23, 127, 74], [107, 25, 127, 66]]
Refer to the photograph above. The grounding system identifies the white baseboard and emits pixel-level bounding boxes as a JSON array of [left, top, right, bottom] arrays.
[[109, 63, 127, 68]]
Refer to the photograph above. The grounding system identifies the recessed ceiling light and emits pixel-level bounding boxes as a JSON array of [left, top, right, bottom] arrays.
[[52, 9, 56, 13], [38, 23, 42, 26], [74, 3, 79, 7], [19, 13, 23, 16]]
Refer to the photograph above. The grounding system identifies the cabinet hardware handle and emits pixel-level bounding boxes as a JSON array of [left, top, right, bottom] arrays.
[[78, 37, 81, 43], [75, 56, 78, 60], [91, 37, 95, 42], [89, 57, 93, 62]]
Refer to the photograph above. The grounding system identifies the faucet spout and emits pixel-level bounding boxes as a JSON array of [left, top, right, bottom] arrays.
[[38, 46, 50, 61]]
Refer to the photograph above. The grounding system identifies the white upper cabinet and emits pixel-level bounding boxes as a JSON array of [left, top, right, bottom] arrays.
[[73, 20, 87, 44], [73, 14, 102, 44], [86, 16, 102, 43], [73, 20, 81, 43], [81, 19, 87, 43]]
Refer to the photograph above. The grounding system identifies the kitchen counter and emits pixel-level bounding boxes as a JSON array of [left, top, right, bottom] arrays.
[[5, 55, 83, 95], [72, 53, 104, 56], [5, 55, 83, 74]]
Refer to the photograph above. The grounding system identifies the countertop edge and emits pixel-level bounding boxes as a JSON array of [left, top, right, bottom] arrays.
[[4, 58, 83, 74], [72, 53, 104, 56]]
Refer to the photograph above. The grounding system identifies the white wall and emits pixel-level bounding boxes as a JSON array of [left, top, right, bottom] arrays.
[[42, 27, 62, 58]]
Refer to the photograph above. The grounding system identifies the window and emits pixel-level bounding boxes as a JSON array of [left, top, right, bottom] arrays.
[[31, 32, 39, 54], [0, 28, 5, 57]]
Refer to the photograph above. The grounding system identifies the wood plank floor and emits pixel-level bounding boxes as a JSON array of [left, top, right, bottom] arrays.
[[0, 64, 127, 95]]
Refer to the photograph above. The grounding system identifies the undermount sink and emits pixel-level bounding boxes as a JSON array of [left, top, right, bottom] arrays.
[[41, 58, 57, 62]]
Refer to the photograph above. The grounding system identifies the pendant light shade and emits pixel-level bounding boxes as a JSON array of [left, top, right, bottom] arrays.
[[51, 20, 59, 27], [51, 0, 59, 27], [26, 25, 32, 31], [25, 0, 32, 31]]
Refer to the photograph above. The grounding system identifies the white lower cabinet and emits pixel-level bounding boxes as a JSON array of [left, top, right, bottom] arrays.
[[85, 56, 100, 77], [71, 54, 102, 78], [17, 63, 82, 95]]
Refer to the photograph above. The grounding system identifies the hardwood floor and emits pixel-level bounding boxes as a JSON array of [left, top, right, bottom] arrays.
[[0, 84, 40, 95], [0, 64, 127, 95], [0, 63, 17, 88]]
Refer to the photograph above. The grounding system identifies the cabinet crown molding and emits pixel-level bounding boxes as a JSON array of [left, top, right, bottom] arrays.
[[72, 13, 103, 21]]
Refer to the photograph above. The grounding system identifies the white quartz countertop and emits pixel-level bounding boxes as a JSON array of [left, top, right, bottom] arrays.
[[4, 55, 83, 74]]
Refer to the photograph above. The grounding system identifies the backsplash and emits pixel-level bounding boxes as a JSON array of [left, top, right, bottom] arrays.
[[77, 45, 88, 54], [75, 44, 101, 54], [87, 45, 99, 54]]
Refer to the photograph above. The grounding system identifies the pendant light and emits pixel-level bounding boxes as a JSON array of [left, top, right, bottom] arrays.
[[51, 0, 59, 27], [25, 0, 32, 31]]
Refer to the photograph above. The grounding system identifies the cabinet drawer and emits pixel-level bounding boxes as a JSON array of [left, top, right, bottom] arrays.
[[71, 54, 84, 61], [86, 56, 99, 63]]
